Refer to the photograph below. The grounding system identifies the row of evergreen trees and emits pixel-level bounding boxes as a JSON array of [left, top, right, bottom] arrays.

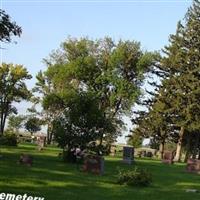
[[132, 0, 200, 162]]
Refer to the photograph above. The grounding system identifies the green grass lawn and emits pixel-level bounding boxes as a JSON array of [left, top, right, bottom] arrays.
[[0, 144, 200, 200]]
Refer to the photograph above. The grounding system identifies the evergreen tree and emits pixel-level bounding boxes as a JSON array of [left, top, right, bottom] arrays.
[[0, 9, 22, 43], [152, 0, 200, 161]]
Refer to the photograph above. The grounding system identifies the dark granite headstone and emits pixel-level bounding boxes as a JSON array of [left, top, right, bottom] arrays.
[[123, 146, 134, 164], [146, 151, 153, 158]]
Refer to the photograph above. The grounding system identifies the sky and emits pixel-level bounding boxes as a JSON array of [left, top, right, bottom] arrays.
[[1, 0, 193, 143]]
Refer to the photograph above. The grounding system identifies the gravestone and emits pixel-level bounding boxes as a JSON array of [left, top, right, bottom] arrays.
[[146, 151, 153, 158], [137, 151, 142, 158], [162, 151, 175, 164], [19, 154, 33, 167], [110, 145, 116, 156], [36, 136, 46, 151], [186, 158, 200, 173], [82, 154, 104, 175], [141, 150, 147, 157], [123, 146, 134, 164]]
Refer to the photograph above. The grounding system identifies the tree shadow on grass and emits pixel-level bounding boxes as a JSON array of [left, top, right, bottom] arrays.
[[1, 146, 200, 200], [1, 179, 200, 200]]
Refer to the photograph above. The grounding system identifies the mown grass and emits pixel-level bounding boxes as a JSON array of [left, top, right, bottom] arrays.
[[0, 143, 200, 200]]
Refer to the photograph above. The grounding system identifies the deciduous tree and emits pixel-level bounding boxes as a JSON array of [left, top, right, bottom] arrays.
[[39, 37, 156, 151], [25, 117, 41, 135], [0, 63, 32, 135]]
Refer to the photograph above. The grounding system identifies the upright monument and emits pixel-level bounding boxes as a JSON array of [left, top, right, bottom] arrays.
[[123, 146, 134, 164]]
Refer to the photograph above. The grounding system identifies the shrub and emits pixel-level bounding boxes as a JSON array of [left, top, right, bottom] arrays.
[[0, 131, 17, 146], [117, 167, 152, 187]]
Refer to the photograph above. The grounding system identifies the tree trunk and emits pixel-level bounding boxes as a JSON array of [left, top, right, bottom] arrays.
[[49, 130, 53, 144], [2, 113, 7, 134], [192, 153, 196, 159], [0, 112, 7, 135], [184, 133, 191, 163], [99, 131, 103, 152], [192, 134, 199, 159], [198, 151, 200, 160], [98, 111, 106, 155], [174, 127, 184, 162], [198, 134, 200, 160], [0, 109, 5, 135], [184, 150, 190, 163], [0, 124, 3, 135], [0, 102, 9, 135], [47, 124, 53, 145], [159, 141, 165, 159], [47, 125, 51, 144]]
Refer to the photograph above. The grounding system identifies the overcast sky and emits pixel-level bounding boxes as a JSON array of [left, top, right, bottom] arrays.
[[1, 0, 192, 143]]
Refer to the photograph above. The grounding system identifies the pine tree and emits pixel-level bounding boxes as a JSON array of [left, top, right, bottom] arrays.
[[156, 0, 200, 161]]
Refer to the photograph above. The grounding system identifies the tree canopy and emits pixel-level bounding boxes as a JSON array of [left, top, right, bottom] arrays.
[[0, 63, 32, 135], [24, 117, 42, 135], [35, 37, 157, 153], [0, 9, 22, 43]]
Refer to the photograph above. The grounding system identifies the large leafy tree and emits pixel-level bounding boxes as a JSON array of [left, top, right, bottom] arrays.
[[0, 63, 32, 135], [32, 70, 57, 144], [0, 9, 22, 43], [38, 37, 156, 150], [52, 92, 116, 152]]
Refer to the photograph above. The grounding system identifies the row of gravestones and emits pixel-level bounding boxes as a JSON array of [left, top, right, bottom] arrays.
[[111, 146, 156, 158], [82, 146, 134, 175], [137, 150, 154, 158], [123, 147, 200, 174], [122, 147, 200, 174], [162, 151, 200, 173], [80, 147, 200, 174], [19, 145, 200, 174]]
